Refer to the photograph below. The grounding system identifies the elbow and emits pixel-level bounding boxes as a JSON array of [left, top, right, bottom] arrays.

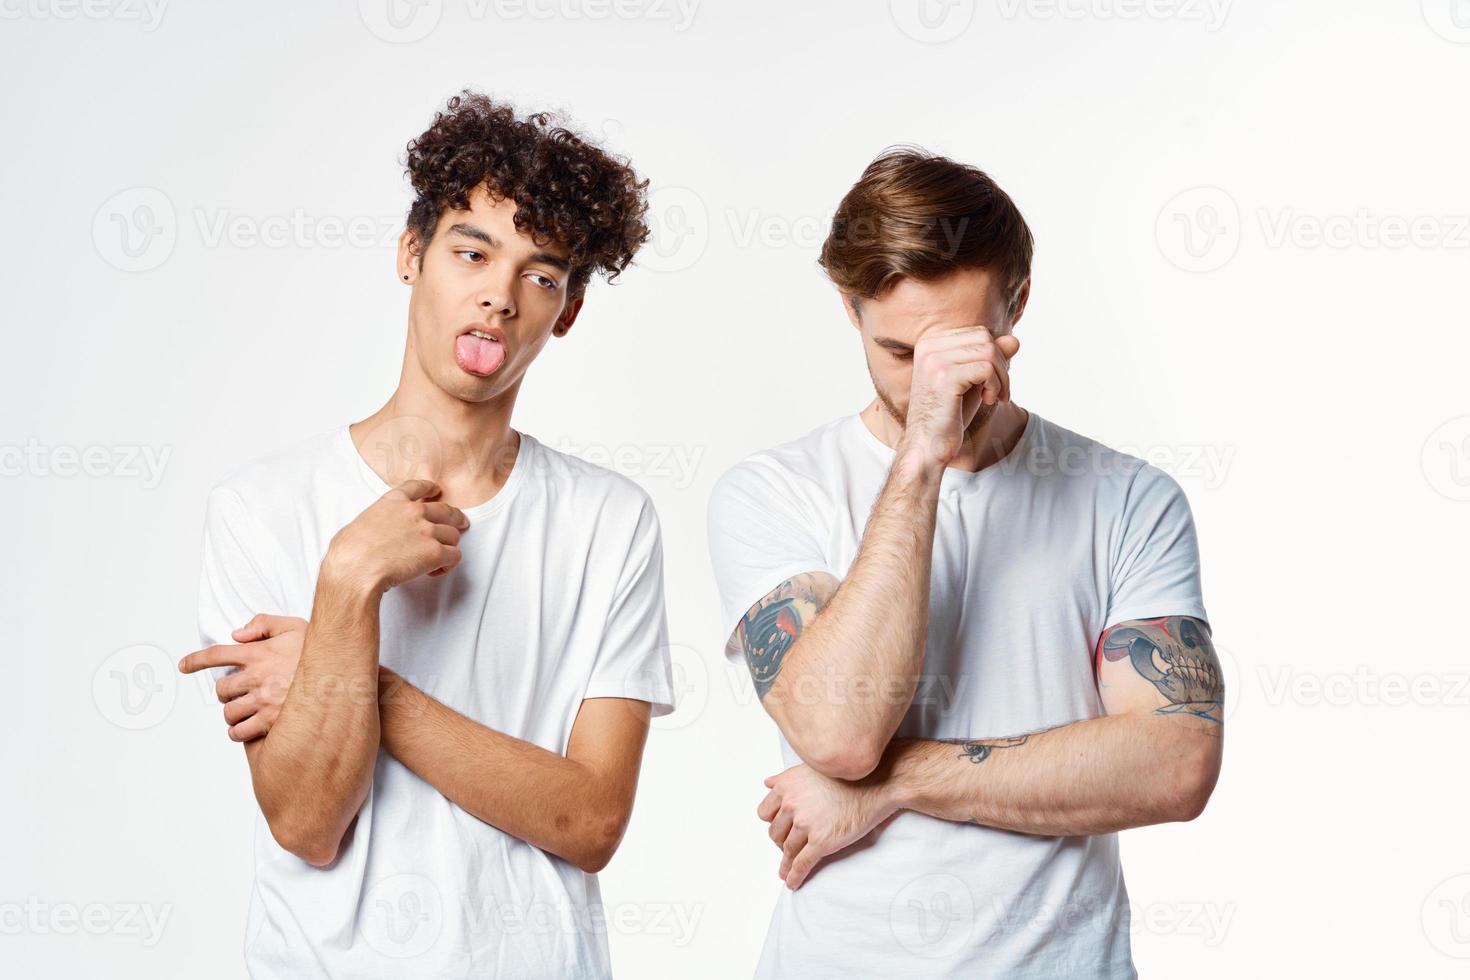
[[1160, 744, 1222, 823], [266, 812, 342, 868], [799, 733, 887, 782], [570, 812, 629, 875]]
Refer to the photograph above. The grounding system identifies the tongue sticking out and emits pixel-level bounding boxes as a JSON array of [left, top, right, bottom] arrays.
[[455, 334, 506, 376]]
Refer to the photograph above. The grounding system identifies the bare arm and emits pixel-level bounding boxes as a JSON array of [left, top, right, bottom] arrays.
[[731, 326, 1019, 780], [379, 673, 651, 873], [759, 615, 1225, 887], [187, 624, 652, 872], [884, 615, 1223, 835], [188, 479, 467, 866]]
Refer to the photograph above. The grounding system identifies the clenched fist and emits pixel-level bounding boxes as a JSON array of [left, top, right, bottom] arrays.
[[321, 479, 469, 595], [899, 325, 1020, 467]]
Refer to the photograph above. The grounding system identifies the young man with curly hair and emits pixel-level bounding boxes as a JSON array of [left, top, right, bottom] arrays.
[[179, 93, 673, 978], [707, 149, 1224, 977]]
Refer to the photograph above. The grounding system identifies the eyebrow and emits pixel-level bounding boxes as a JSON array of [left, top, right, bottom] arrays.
[[872, 337, 915, 352], [446, 222, 572, 272]]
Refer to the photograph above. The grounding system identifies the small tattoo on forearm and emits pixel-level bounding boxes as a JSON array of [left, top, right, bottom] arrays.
[[953, 735, 1030, 765]]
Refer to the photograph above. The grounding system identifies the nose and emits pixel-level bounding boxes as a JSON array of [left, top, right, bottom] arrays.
[[478, 273, 516, 319]]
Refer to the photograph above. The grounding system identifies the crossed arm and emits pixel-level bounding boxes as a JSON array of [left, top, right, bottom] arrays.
[[185, 600, 649, 873], [742, 567, 1225, 886]]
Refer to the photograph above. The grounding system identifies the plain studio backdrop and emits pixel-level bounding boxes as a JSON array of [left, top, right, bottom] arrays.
[[2, 1, 1466, 976]]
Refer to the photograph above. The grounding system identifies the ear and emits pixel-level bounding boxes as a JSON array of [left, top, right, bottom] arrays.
[[397, 228, 423, 284], [841, 292, 862, 330], [1007, 277, 1032, 327], [553, 294, 585, 337]]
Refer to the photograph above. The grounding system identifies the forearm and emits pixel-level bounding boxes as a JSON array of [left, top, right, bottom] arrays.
[[250, 573, 382, 864], [770, 451, 943, 773], [377, 670, 631, 873], [881, 713, 1223, 836]]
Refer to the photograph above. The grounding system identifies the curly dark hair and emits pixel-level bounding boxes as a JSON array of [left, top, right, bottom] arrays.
[[404, 91, 649, 296]]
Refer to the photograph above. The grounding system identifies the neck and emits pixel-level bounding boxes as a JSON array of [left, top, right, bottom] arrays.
[[863, 399, 1029, 473], [350, 359, 523, 509]]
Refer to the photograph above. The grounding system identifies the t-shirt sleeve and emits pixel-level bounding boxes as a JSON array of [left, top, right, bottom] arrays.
[[1103, 462, 1209, 631], [196, 484, 290, 687], [706, 460, 832, 660], [584, 494, 677, 717]]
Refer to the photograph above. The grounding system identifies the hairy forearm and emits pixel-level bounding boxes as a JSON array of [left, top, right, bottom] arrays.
[[250, 573, 382, 865], [377, 670, 633, 873], [881, 714, 1223, 836], [769, 451, 943, 775]]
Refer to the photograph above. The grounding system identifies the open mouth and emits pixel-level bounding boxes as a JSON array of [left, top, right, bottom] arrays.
[[454, 327, 506, 377]]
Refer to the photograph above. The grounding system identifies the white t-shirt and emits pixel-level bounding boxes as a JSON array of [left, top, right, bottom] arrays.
[[707, 410, 1208, 980], [196, 424, 676, 979]]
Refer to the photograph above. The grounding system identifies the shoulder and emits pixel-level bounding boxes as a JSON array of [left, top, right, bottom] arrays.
[[519, 433, 659, 529], [1024, 412, 1187, 505], [207, 426, 348, 518], [709, 416, 852, 514]]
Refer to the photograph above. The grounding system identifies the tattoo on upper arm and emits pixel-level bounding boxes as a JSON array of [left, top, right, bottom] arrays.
[[734, 574, 835, 700], [1100, 615, 1223, 724]]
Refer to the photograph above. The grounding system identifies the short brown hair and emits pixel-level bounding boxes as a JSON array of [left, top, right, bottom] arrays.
[[405, 91, 649, 296], [819, 147, 1034, 311]]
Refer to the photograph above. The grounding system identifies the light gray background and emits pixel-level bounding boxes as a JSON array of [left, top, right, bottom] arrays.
[[3, 0, 1468, 976]]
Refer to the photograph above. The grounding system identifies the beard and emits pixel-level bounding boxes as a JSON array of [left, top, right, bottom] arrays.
[[871, 369, 999, 443]]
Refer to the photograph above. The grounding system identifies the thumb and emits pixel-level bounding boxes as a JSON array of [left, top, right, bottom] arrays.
[[231, 613, 291, 642], [390, 478, 441, 502], [995, 334, 1020, 359]]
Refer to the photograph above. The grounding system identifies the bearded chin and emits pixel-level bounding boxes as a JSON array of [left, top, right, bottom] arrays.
[[875, 381, 999, 441]]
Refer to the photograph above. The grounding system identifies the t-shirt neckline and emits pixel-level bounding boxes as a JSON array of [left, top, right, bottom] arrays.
[[339, 423, 532, 520], [849, 407, 1038, 488]]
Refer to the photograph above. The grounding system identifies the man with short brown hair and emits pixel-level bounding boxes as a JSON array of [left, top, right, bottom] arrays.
[[708, 147, 1223, 978]]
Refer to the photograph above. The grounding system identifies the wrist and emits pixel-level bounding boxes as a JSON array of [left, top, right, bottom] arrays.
[[319, 542, 385, 599], [890, 442, 946, 489]]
